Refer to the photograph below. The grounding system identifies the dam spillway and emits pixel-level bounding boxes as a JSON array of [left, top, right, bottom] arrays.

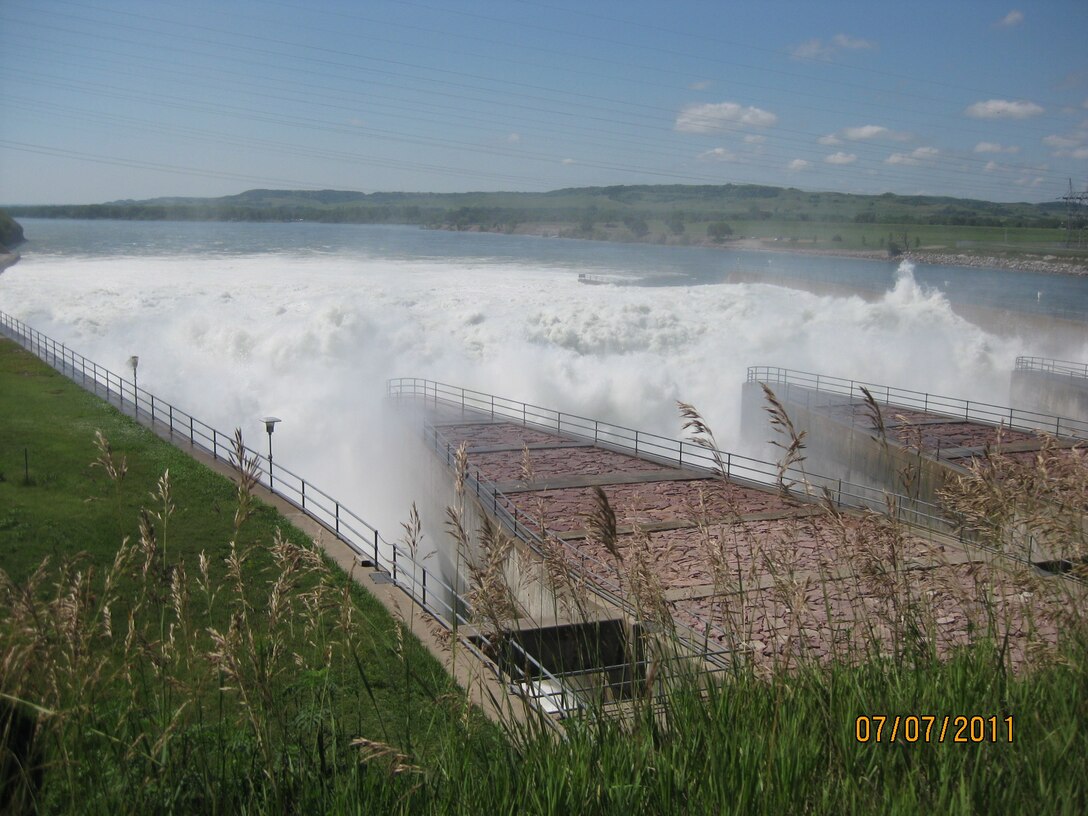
[[390, 378, 1077, 688], [742, 365, 1088, 530]]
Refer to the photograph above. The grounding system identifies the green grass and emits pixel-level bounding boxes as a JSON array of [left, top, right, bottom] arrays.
[[0, 338, 502, 813], [2, 335, 1087, 814]]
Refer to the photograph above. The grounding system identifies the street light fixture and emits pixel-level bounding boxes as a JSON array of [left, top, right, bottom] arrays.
[[128, 355, 139, 412], [261, 417, 281, 490]]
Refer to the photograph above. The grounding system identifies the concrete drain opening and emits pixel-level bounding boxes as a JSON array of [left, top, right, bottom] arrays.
[[473, 619, 646, 716], [1033, 558, 1085, 578]]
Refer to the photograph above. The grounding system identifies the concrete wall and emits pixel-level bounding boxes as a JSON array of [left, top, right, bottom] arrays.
[[398, 419, 617, 629], [1010, 370, 1088, 425], [741, 381, 953, 509]]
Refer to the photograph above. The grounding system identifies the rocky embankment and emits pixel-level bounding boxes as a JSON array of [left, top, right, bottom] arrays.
[[905, 251, 1087, 277], [0, 210, 26, 273]]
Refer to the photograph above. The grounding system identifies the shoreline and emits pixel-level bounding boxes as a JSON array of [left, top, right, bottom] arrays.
[[447, 224, 1088, 278], [0, 252, 20, 274]]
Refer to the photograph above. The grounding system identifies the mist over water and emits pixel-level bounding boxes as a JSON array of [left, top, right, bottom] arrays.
[[1, 221, 1084, 532]]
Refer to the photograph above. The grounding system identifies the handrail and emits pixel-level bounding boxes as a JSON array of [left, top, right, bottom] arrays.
[[387, 377, 1083, 586], [0, 309, 616, 722], [386, 377, 957, 532], [1015, 356, 1088, 379], [745, 365, 1088, 440]]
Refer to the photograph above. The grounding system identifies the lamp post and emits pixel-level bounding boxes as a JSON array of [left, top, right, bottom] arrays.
[[262, 417, 281, 491], [128, 356, 139, 413]]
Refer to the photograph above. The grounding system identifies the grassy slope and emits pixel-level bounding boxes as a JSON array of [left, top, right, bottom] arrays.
[[0, 338, 502, 812]]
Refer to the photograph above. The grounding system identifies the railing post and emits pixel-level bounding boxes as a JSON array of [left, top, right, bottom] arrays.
[[634, 430, 639, 455], [212, 429, 218, 460], [374, 529, 379, 567], [189, 416, 194, 444], [422, 569, 427, 607], [169, 404, 174, 433], [150, 394, 155, 424], [301, 480, 306, 509], [335, 503, 340, 535]]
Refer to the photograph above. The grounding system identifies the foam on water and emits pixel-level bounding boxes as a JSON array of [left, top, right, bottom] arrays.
[[1, 252, 1081, 531]]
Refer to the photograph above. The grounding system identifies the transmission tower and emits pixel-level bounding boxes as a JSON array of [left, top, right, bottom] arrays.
[[1061, 178, 1088, 248]]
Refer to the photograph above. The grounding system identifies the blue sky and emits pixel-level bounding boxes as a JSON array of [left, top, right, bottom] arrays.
[[1, 0, 1086, 204]]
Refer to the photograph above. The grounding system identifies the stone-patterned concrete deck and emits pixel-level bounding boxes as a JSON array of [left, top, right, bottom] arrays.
[[427, 410, 1076, 670], [821, 398, 1082, 466]]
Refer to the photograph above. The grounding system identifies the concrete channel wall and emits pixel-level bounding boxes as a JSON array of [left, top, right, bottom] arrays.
[[1011, 369, 1088, 424], [740, 380, 952, 508]]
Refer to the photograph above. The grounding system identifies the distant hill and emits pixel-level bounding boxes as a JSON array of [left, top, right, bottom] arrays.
[[8, 184, 1069, 231]]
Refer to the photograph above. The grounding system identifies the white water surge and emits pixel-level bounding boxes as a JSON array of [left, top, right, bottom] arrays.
[[0, 251, 1077, 532]]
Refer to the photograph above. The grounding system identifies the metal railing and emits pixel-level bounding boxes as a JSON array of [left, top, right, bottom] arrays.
[[747, 365, 1088, 440], [1015, 356, 1088, 380], [0, 309, 598, 723], [387, 377, 1088, 583], [387, 376, 959, 535]]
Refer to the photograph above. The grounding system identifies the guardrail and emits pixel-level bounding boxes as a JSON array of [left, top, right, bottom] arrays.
[[0, 309, 605, 723], [746, 365, 1088, 440], [387, 376, 959, 535], [387, 377, 1088, 585], [1015, 356, 1088, 380]]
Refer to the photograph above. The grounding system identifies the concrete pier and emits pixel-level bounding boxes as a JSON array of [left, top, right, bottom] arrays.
[[743, 366, 1087, 522], [392, 379, 1077, 694], [1011, 356, 1088, 423]]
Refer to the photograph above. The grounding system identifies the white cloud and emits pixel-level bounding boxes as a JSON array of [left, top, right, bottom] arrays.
[[698, 147, 737, 162], [885, 153, 917, 166], [675, 102, 777, 132], [1072, 147, 1088, 159], [824, 152, 858, 165], [841, 124, 908, 141], [965, 99, 1044, 119], [561, 158, 576, 165], [507, 132, 521, 144], [689, 80, 712, 91], [995, 10, 1024, 28], [744, 134, 766, 144], [1043, 134, 1081, 149], [787, 159, 811, 171], [832, 34, 876, 50], [984, 161, 1000, 172], [885, 146, 939, 165], [974, 141, 1020, 154], [791, 38, 832, 60], [791, 34, 876, 60], [844, 124, 889, 140], [821, 124, 910, 142]]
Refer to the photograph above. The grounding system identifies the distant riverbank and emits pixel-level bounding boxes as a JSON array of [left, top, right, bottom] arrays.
[[444, 223, 1088, 278], [0, 252, 19, 273]]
